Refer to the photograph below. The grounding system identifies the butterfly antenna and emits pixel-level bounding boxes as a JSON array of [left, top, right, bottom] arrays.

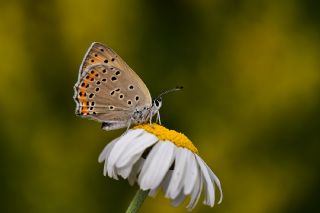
[[156, 86, 183, 99]]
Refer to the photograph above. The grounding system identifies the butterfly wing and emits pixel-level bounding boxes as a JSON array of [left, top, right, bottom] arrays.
[[74, 64, 152, 125], [78, 42, 151, 103]]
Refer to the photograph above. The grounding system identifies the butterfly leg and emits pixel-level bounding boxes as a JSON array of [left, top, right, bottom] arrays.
[[126, 119, 132, 132], [156, 111, 161, 125], [148, 110, 153, 124]]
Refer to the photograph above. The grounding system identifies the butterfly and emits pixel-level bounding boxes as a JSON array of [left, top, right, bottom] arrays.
[[73, 42, 181, 131]]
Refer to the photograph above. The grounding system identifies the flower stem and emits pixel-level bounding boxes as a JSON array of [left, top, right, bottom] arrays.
[[125, 189, 149, 213]]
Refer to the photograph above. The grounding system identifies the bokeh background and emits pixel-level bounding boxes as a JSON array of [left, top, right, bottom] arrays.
[[1, 0, 319, 212]]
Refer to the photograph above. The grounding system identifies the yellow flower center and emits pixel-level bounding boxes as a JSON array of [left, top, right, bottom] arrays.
[[134, 123, 198, 154]]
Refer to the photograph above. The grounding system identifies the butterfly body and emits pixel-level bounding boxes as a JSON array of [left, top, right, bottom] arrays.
[[101, 104, 158, 130], [73, 42, 162, 130]]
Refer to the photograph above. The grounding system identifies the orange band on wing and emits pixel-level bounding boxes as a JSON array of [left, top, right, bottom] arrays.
[[78, 71, 97, 115]]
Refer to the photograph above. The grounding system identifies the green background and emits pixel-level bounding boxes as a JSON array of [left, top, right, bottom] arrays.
[[1, 0, 319, 212]]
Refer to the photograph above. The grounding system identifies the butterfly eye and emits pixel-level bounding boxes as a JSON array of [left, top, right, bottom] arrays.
[[155, 100, 161, 108]]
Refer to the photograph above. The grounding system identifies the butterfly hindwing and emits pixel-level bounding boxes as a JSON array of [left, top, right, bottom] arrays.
[[74, 64, 151, 123], [79, 42, 126, 76]]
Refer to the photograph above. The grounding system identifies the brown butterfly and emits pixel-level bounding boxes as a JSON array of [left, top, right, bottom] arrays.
[[73, 42, 181, 130]]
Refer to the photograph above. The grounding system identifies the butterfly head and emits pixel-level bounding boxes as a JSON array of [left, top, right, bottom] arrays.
[[152, 97, 163, 111]]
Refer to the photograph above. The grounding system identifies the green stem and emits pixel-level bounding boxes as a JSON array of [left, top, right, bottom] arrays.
[[125, 189, 149, 213]]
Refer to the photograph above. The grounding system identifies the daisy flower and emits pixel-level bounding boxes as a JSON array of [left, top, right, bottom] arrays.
[[98, 124, 223, 211]]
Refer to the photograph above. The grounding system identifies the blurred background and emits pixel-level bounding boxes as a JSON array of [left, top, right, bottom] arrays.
[[1, 0, 319, 212]]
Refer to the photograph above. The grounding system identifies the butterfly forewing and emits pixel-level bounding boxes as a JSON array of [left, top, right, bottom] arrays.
[[78, 42, 151, 101]]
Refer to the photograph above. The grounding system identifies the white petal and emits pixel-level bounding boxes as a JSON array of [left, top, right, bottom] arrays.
[[196, 155, 215, 207], [138, 142, 162, 188], [183, 151, 199, 195], [203, 159, 223, 204], [196, 155, 215, 206], [116, 131, 158, 168], [138, 141, 175, 190], [187, 173, 203, 211], [107, 129, 143, 179], [99, 139, 118, 176], [171, 191, 186, 207], [162, 170, 173, 193], [148, 187, 159, 198], [128, 158, 145, 186], [166, 147, 188, 199], [150, 169, 173, 198], [98, 138, 118, 163], [117, 166, 132, 179]]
